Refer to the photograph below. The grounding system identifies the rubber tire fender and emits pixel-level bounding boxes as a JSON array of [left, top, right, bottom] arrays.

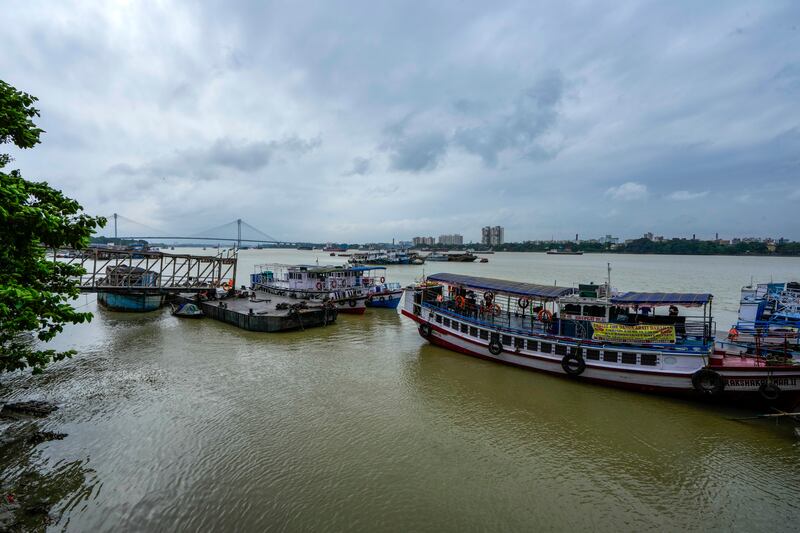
[[758, 382, 781, 402], [562, 354, 586, 376], [488, 339, 503, 355], [419, 322, 433, 339], [691, 369, 725, 396], [348, 299, 357, 307]]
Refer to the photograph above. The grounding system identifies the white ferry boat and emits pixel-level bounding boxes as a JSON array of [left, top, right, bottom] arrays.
[[402, 273, 800, 407], [250, 264, 369, 314]]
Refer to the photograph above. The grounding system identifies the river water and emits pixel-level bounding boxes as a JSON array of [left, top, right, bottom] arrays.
[[2, 251, 800, 531]]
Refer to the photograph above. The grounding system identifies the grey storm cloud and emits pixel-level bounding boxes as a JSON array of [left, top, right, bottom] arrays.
[[453, 72, 565, 166], [385, 130, 449, 173], [344, 156, 371, 176], [108, 136, 321, 181], [382, 71, 566, 172], [3, 0, 800, 241]]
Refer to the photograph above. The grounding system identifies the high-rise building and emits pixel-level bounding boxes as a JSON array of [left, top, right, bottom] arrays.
[[412, 236, 435, 246], [438, 234, 463, 245], [481, 226, 504, 246]]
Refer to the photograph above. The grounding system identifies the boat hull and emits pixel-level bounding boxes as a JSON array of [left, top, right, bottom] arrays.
[[366, 291, 403, 309], [98, 292, 164, 312], [401, 308, 800, 408]]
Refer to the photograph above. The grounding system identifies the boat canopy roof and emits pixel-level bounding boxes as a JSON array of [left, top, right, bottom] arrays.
[[347, 266, 387, 272], [610, 292, 712, 307], [427, 273, 575, 300]]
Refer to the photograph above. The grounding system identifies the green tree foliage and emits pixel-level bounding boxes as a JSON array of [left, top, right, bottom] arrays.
[[0, 80, 105, 373]]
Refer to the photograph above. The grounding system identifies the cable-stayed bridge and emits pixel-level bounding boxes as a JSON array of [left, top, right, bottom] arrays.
[[97, 213, 293, 247]]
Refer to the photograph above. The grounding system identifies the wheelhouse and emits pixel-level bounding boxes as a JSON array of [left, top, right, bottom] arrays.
[[251, 263, 365, 291]]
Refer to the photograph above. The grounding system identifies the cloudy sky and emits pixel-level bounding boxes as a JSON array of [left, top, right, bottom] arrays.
[[3, 0, 800, 242]]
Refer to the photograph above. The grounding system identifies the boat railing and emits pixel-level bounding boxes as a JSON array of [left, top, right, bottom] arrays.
[[717, 339, 799, 362], [421, 300, 713, 350], [732, 320, 800, 337]]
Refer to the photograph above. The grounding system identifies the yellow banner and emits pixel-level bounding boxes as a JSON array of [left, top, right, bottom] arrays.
[[592, 323, 676, 344]]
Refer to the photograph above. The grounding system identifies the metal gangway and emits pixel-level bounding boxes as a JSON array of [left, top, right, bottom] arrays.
[[54, 247, 238, 293]]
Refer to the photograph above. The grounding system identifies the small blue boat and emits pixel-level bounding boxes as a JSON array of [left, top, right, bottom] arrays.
[[98, 292, 164, 312], [97, 265, 164, 312], [354, 266, 403, 309]]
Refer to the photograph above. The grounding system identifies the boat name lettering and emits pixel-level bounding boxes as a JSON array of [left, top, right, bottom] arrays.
[[724, 377, 797, 387], [562, 314, 605, 322]]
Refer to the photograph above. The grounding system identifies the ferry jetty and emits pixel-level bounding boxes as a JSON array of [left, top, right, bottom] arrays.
[[250, 263, 370, 314], [401, 273, 800, 407]]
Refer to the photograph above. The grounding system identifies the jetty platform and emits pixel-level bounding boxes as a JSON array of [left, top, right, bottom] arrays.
[[176, 291, 337, 332]]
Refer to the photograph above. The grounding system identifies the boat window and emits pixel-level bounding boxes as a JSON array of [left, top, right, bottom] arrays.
[[641, 353, 658, 366], [502, 335, 512, 346], [515, 338, 524, 348], [564, 304, 581, 315], [443, 317, 450, 327], [460, 323, 468, 334], [554, 344, 567, 356], [586, 349, 600, 360], [470, 326, 478, 337], [479, 329, 489, 340], [435, 314, 442, 324], [527, 339, 537, 351], [621, 352, 637, 364], [603, 351, 619, 363], [540, 342, 552, 354], [585, 305, 606, 318]]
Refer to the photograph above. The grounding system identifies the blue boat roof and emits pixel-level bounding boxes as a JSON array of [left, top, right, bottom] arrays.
[[611, 292, 712, 306], [427, 273, 575, 300], [347, 266, 387, 272]]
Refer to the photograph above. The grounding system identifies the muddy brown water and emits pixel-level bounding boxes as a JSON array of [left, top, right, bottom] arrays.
[[2, 251, 799, 531]]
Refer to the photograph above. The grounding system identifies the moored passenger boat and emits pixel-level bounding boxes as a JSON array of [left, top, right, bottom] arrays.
[[401, 273, 800, 408], [357, 266, 403, 309], [250, 264, 369, 314], [725, 282, 800, 357]]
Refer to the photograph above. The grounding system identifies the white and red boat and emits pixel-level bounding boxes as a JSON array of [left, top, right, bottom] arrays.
[[250, 264, 369, 314], [401, 273, 800, 408]]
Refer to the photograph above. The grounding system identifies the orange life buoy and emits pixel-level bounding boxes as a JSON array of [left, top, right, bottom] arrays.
[[380, 276, 386, 283], [316, 281, 323, 290], [728, 327, 738, 340], [455, 296, 466, 308], [537, 309, 553, 322]]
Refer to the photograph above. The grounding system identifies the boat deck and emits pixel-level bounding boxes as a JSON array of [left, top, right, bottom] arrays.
[[176, 290, 336, 332], [424, 302, 711, 352]]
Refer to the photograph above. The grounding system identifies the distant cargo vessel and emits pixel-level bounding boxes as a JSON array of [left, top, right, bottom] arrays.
[[546, 249, 584, 255]]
